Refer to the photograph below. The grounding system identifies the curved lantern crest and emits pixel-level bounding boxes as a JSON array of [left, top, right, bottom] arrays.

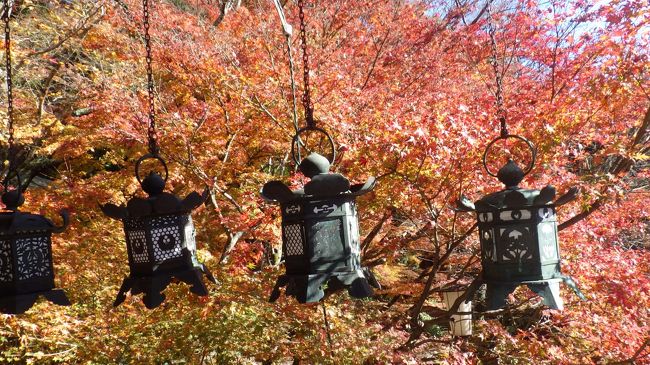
[[456, 135, 585, 310]]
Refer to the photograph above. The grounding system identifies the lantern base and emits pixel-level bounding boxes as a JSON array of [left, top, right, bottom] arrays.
[[113, 264, 216, 309], [464, 275, 584, 310], [269, 268, 377, 303], [0, 289, 70, 314]]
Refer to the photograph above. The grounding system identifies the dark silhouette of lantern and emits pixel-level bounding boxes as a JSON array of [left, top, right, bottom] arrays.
[[457, 135, 585, 310], [0, 3, 69, 314], [101, 155, 215, 309], [0, 187, 70, 314], [263, 146, 379, 303]]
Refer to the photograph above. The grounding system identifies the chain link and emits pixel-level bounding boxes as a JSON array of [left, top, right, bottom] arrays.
[[143, 0, 159, 156], [487, 0, 508, 138], [297, 0, 314, 128], [3, 0, 16, 184]]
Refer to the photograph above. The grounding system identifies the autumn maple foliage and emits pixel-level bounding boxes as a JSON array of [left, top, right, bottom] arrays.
[[0, 0, 648, 363]]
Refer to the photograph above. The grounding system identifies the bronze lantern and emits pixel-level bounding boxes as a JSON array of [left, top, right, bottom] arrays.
[[457, 135, 585, 310], [263, 128, 379, 303], [101, 155, 215, 309]]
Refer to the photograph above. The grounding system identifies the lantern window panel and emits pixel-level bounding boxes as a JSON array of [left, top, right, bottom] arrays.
[[0, 240, 13, 282], [127, 230, 149, 264], [538, 222, 559, 261], [184, 217, 197, 253], [308, 219, 345, 263], [478, 212, 494, 223], [480, 228, 497, 262], [284, 224, 305, 256], [348, 219, 360, 256], [15, 236, 52, 280], [498, 227, 534, 262], [538, 207, 556, 221], [150, 219, 183, 262]]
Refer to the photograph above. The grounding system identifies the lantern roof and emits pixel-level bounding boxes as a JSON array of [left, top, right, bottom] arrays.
[[457, 160, 578, 212], [261, 153, 376, 203], [471, 160, 556, 210], [100, 172, 208, 221], [0, 210, 67, 235]]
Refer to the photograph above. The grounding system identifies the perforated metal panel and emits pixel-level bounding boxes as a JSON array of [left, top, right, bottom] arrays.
[[499, 227, 534, 262], [0, 239, 12, 282], [15, 236, 52, 280], [481, 228, 497, 262], [127, 230, 149, 263], [150, 215, 183, 262], [284, 224, 304, 256]]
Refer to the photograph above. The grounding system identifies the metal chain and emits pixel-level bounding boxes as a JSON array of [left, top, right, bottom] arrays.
[[297, 0, 314, 128], [487, 0, 508, 137], [3, 0, 16, 186], [143, 0, 159, 156]]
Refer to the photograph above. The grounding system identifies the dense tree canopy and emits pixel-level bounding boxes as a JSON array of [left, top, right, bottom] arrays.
[[0, 0, 649, 363]]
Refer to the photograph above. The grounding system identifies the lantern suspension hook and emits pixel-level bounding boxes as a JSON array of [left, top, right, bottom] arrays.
[[482, 1, 537, 178], [298, 0, 314, 129], [143, 0, 159, 157], [291, 0, 336, 164], [2, 0, 20, 194], [487, 0, 507, 138]]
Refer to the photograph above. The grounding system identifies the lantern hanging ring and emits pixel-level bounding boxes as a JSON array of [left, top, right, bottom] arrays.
[[482, 134, 537, 178], [291, 126, 336, 165], [135, 153, 169, 185]]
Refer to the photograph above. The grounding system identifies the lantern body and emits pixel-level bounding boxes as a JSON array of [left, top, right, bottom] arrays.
[[281, 196, 360, 276], [263, 153, 379, 303], [476, 201, 568, 309], [123, 213, 199, 276], [477, 203, 560, 283], [0, 211, 70, 314], [102, 183, 215, 309]]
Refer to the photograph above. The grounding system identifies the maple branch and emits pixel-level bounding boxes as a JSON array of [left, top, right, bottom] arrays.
[[19, 3, 105, 63], [36, 63, 61, 125], [608, 338, 650, 365], [632, 104, 650, 148], [213, 0, 241, 27], [360, 28, 390, 91], [361, 209, 393, 253]]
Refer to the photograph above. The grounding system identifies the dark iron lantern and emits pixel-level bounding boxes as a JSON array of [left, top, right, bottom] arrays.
[[101, 155, 215, 309], [457, 135, 585, 310], [263, 128, 379, 303], [0, 185, 70, 314]]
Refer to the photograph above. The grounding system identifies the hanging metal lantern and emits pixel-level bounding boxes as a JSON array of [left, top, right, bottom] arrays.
[[98, 0, 215, 309], [0, 2, 70, 314], [101, 155, 215, 309], [457, 135, 585, 310], [263, 128, 379, 303], [0, 186, 70, 314]]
